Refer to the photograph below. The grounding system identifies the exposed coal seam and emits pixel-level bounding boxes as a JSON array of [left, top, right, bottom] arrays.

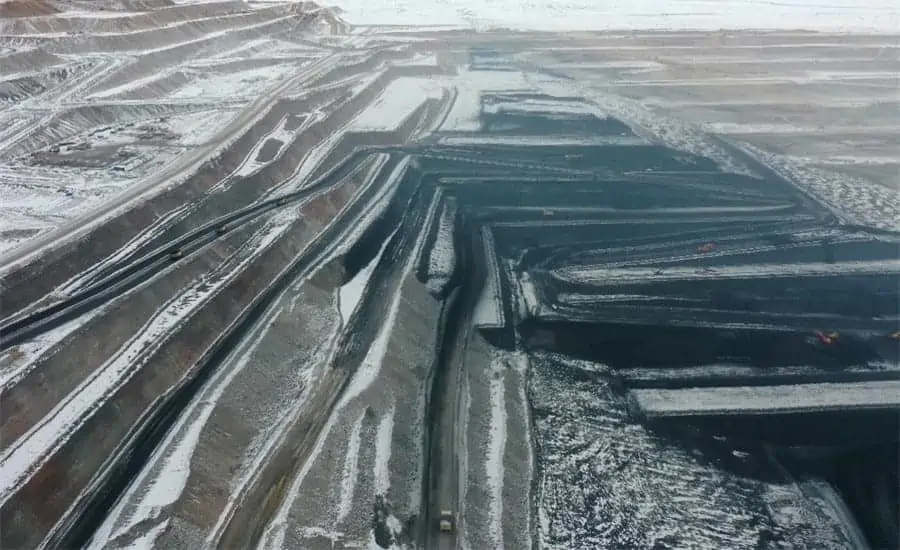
[[16, 95, 897, 548], [408, 115, 898, 548]]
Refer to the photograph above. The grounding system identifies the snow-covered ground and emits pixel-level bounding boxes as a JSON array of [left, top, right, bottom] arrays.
[[0, 213, 295, 504], [529, 351, 862, 549], [440, 68, 532, 131], [461, 345, 533, 550], [554, 259, 900, 286], [2, 4, 898, 549], [339, 226, 396, 322], [0, 107, 238, 256], [256, 186, 444, 550], [349, 77, 445, 131], [425, 196, 456, 294], [337, 0, 899, 31], [632, 380, 900, 417], [740, 142, 900, 232], [234, 113, 307, 177], [170, 65, 300, 100], [619, 362, 900, 385], [0, 1, 345, 259], [472, 226, 504, 328]]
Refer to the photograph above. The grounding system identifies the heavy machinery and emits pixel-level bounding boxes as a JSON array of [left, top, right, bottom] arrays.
[[438, 510, 454, 533]]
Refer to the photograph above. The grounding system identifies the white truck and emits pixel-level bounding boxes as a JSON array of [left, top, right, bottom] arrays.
[[438, 510, 454, 533]]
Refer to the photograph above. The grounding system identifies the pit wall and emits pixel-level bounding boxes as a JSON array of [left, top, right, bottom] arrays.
[[0, 2, 252, 35], [4, 77, 438, 446], [0, 219, 261, 453], [141, 64, 450, 253], [100, 261, 346, 550], [253, 261, 443, 549], [57, 4, 332, 55], [6, 103, 225, 156], [77, 13, 330, 94], [1, 54, 450, 316], [214, 173, 434, 550], [2, 89, 294, 314], [0, 155, 376, 550], [225, 180, 442, 550]]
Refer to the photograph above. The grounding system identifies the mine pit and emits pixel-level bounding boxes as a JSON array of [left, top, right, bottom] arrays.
[[0, 14, 897, 550]]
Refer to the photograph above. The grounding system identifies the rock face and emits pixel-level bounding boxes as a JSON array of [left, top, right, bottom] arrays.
[[0, 1, 60, 18]]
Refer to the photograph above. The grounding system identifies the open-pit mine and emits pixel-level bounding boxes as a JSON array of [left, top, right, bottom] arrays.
[[0, 1, 898, 549]]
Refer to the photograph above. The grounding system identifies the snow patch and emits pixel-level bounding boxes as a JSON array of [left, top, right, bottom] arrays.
[[258, 183, 443, 550], [331, 155, 408, 260], [337, 284, 401, 408], [350, 77, 445, 131], [740, 142, 900, 232], [339, 225, 397, 323], [87, 231, 295, 546], [486, 364, 507, 548], [441, 68, 532, 131], [234, 113, 303, 177], [339, 185, 444, 406], [128, 518, 170, 550], [337, 410, 365, 524], [172, 65, 296, 100], [426, 197, 457, 294], [0, 216, 293, 504], [518, 271, 540, 318], [473, 226, 504, 328], [0, 314, 95, 390], [373, 403, 395, 496], [556, 259, 900, 285], [633, 380, 900, 417]]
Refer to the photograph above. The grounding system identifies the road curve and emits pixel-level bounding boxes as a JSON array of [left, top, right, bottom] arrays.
[[0, 48, 348, 275]]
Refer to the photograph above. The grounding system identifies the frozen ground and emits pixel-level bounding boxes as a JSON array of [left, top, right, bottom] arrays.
[[338, 0, 899, 31], [425, 197, 456, 294], [0, 213, 295, 505], [2, 3, 897, 549], [0, 0, 346, 259], [350, 77, 446, 131], [633, 380, 900, 416], [460, 340, 533, 550], [522, 32, 900, 231], [529, 351, 861, 549], [86, 241, 343, 549], [257, 186, 442, 550]]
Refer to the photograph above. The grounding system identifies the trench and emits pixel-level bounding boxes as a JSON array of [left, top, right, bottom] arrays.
[[417, 192, 480, 547]]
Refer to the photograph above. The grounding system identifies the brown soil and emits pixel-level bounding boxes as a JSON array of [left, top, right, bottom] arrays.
[[0, 0, 60, 18]]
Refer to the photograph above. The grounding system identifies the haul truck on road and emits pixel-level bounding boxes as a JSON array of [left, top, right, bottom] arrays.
[[438, 510, 454, 533]]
